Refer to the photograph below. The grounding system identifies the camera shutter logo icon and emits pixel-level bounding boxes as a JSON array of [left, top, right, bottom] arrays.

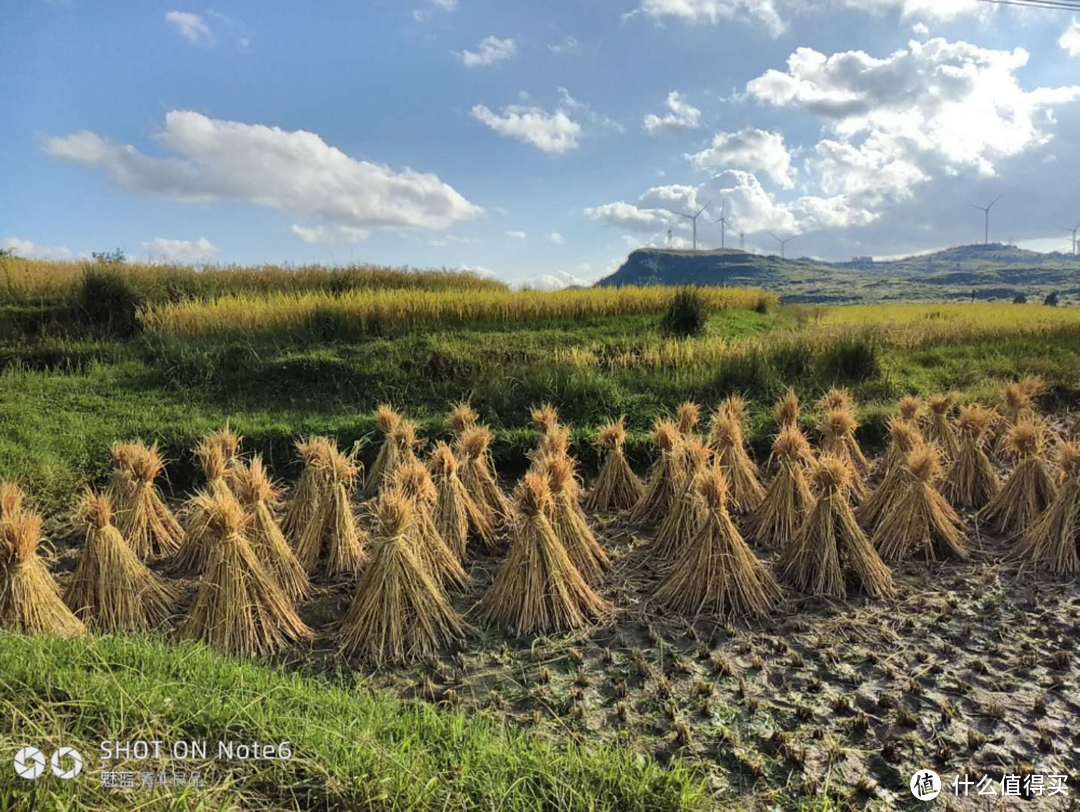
[[50, 747, 84, 780], [14, 747, 47, 781]]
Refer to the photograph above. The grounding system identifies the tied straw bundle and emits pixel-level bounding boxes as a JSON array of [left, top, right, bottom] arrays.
[[585, 418, 643, 513]]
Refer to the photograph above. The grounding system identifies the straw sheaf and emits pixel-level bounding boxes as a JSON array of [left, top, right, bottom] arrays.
[[429, 442, 459, 478], [207, 424, 242, 461], [653, 419, 681, 452], [129, 443, 166, 483], [956, 404, 996, 438], [530, 403, 560, 435], [676, 401, 702, 434], [887, 418, 922, 454], [516, 472, 553, 518], [772, 426, 812, 463], [0, 481, 25, 520], [458, 426, 492, 459], [775, 390, 800, 428], [819, 387, 854, 413], [537, 426, 571, 461], [720, 395, 749, 425], [3, 509, 45, 563], [597, 418, 627, 450], [813, 455, 853, 495], [897, 396, 923, 422], [823, 408, 857, 439], [236, 455, 283, 507], [697, 467, 729, 509], [927, 394, 955, 415], [1059, 441, 1080, 480], [709, 416, 742, 450], [75, 489, 114, 531], [1004, 422, 1041, 459], [376, 404, 403, 435], [195, 439, 229, 482], [447, 402, 479, 433], [396, 460, 438, 506], [376, 488, 415, 537], [907, 446, 943, 484]]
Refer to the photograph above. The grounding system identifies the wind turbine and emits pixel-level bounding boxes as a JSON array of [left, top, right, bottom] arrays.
[[706, 200, 731, 249], [664, 201, 711, 251], [768, 232, 794, 259], [970, 195, 1002, 245], [739, 230, 745, 251], [1068, 224, 1079, 256]]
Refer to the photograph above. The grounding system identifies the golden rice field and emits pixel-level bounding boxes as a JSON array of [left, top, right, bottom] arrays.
[[138, 286, 778, 338]]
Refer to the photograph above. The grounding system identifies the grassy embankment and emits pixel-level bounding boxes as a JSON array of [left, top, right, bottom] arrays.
[[0, 633, 706, 810]]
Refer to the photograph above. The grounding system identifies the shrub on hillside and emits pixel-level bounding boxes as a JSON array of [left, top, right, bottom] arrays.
[[661, 288, 707, 338], [1044, 291, 1060, 307], [77, 267, 143, 337]]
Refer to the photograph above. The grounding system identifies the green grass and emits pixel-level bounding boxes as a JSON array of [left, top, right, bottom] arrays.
[[2, 307, 1078, 515], [0, 634, 707, 810]]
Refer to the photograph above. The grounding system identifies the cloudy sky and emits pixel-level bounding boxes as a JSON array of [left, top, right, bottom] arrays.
[[4, 0, 1080, 286]]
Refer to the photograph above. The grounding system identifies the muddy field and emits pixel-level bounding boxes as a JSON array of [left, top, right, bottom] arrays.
[[42, 447, 1080, 810]]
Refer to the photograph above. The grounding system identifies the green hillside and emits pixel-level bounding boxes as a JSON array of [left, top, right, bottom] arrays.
[[597, 243, 1080, 304]]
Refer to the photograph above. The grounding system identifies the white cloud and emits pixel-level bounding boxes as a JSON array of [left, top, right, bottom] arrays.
[[165, 11, 212, 44], [547, 35, 578, 54], [584, 201, 672, 233], [523, 270, 591, 290], [506, 230, 527, 239], [643, 91, 702, 134], [1, 237, 74, 260], [1061, 20, 1080, 58], [471, 103, 582, 154], [838, 0, 982, 22], [749, 38, 1080, 203], [686, 128, 795, 188], [630, 0, 786, 38], [458, 36, 516, 67], [46, 111, 481, 242], [141, 237, 219, 262], [549, 231, 565, 245], [412, 0, 457, 22]]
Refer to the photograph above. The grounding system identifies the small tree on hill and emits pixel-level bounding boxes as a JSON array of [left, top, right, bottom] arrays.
[[1012, 293, 1027, 304], [1044, 291, 1060, 307]]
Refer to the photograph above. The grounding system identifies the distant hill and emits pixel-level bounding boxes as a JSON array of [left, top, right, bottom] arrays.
[[596, 243, 1080, 304]]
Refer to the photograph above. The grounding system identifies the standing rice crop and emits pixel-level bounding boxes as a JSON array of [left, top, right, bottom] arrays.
[[235, 456, 310, 602], [925, 394, 960, 459], [393, 460, 469, 590], [0, 510, 85, 636], [628, 419, 683, 527], [64, 490, 178, 631], [748, 426, 816, 550], [585, 418, 643, 513], [545, 455, 609, 583], [980, 422, 1058, 538], [457, 426, 512, 528], [1016, 441, 1080, 574], [655, 468, 780, 619], [295, 443, 368, 576], [943, 405, 1001, 510], [113, 442, 184, 560], [429, 441, 495, 556], [711, 415, 765, 515], [478, 472, 610, 635], [778, 456, 895, 600], [179, 492, 312, 657], [339, 489, 467, 666], [873, 446, 968, 562]]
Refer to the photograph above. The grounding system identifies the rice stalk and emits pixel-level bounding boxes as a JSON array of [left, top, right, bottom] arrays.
[[429, 441, 496, 556], [943, 404, 1001, 510], [711, 416, 765, 514], [748, 427, 816, 550], [778, 455, 895, 600], [64, 490, 178, 632], [545, 455, 609, 583], [980, 422, 1058, 538], [393, 459, 469, 589], [235, 455, 310, 601], [584, 418, 643, 513], [179, 491, 312, 657], [1016, 441, 1080, 574], [478, 472, 610, 634], [873, 446, 968, 562], [0, 510, 85, 636], [655, 468, 780, 619], [628, 419, 683, 527], [339, 489, 468, 666]]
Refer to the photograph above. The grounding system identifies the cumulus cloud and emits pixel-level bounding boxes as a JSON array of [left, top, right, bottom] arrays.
[[584, 201, 673, 233], [471, 103, 582, 154], [165, 11, 212, 44], [630, 0, 786, 38], [1061, 20, 1080, 58], [458, 36, 516, 67], [141, 237, 219, 262], [524, 270, 591, 290], [45, 111, 481, 242], [686, 128, 795, 188], [1, 237, 74, 260], [643, 91, 702, 134]]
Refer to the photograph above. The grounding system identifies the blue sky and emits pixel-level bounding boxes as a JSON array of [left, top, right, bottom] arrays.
[[4, 0, 1080, 286]]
